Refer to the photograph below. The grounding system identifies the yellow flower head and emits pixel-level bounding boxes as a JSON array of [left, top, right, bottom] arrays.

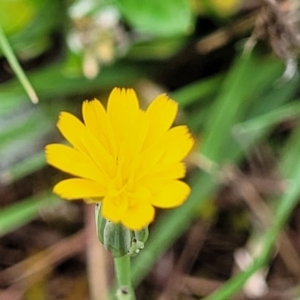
[[45, 88, 194, 230]]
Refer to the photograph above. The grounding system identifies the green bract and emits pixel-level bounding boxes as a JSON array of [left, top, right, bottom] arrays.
[[95, 203, 149, 257]]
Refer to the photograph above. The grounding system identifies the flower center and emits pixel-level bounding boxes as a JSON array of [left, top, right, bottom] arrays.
[[107, 177, 127, 197]]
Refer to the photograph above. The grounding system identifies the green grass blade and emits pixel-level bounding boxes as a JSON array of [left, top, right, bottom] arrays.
[[170, 74, 223, 108], [280, 120, 300, 178], [203, 131, 300, 299], [233, 100, 300, 149], [201, 52, 283, 163], [0, 151, 46, 185], [0, 23, 38, 103], [0, 191, 61, 236]]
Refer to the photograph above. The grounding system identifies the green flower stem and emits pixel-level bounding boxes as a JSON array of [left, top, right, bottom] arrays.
[[114, 255, 136, 300], [0, 24, 38, 104]]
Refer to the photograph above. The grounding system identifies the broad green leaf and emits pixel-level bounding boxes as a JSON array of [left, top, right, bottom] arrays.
[[0, 0, 64, 57], [115, 0, 193, 36], [0, 0, 40, 35]]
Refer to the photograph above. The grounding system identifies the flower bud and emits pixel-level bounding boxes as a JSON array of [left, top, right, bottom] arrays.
[[95, 204, 149, 257]]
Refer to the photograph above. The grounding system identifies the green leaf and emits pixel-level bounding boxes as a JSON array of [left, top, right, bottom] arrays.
[[0, 24, 38, 103], [0, 0, 65, 57], [170, 74, 223, 108], [201, 52, 283, 164], [233, 100, 300, 150], [115, 0, 193, 37], [0, 191, 61, 236]]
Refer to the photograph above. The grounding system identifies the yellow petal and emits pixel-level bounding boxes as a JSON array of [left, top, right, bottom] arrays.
[[79, 130, 116, 179], [53, 178, 106, 200], [118, 110, 149, 176], [82, 99, 117, 156], [107, 88, 140, 149], [45, 144, 108, 183], [140, 162, 186, 182], [128, 184, 151, 207], [130, 140, 165, 180], [57, 112, 87, 152], [101, 195, 128, 223], [121, 203, 155, 230], [148, 180, 191, 208], [143, 94, 178, 148], [132, 126, 192, 180], [160, 125, 194, 163]]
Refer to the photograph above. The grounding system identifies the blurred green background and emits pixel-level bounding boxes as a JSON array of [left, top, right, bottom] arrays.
[[1, 0, 300, 299]]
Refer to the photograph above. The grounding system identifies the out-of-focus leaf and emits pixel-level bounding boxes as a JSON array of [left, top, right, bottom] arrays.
[[0, 102, 58, 172], [127, 37, 187, 60], [280, 120, 300, 178], [201, 53, 284, 164], [0, 191, 61, 237], [233, 100, 300, 150], [0, 152, 46, 185], [115, 0, 193, 37], [0, 0, 65, 58], [0, 24, 38, 103], [0, 0, 39, 35], [170, 74, 223, 108]]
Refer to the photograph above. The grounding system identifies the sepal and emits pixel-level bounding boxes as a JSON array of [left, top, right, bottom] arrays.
[[95, 203, 149, 257]]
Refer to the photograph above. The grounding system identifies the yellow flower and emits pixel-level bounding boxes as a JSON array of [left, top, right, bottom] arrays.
[[45, 88, 194, 230]]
